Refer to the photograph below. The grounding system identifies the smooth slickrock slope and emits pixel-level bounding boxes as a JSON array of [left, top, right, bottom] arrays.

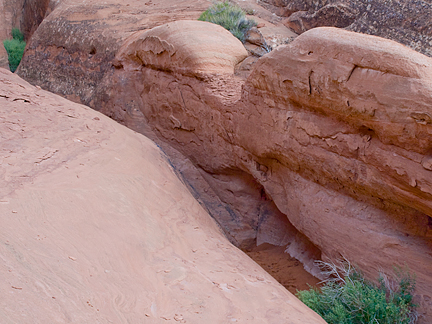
[[0, 68, 326, 324]]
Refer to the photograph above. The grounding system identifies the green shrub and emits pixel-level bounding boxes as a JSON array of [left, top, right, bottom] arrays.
[[297, 261, 418, 324], [3, 28, 26, 72], [198, 1, 257, 43], [11, 28, 24, 42]]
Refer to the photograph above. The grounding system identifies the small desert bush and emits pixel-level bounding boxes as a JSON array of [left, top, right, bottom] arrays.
[[198, 1, 257, 43], [3, 28, 26, 72], [297, 260, 418, 324], [11, 28, 24, 42]]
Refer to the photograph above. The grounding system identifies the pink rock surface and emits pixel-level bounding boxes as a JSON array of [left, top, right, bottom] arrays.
[[0, 68, 325, 323]]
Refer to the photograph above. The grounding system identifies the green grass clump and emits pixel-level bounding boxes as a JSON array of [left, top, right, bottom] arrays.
[[198, 1, 257, 43], [3, 28, 26, 72], [297, 261, 418, 324]]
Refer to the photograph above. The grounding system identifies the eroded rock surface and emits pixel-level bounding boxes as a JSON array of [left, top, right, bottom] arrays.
[[17, 0, 212, 105], [105, 24, 432, 321], [115, 20, 248, 76], [21, 0, 52, 41], [0, 68, 326, 324], [100, 20, 316, 257], [0, 43, 8, 69], [0, 0, 23, 68]]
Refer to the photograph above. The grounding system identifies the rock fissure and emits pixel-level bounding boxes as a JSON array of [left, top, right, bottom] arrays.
[[345, 64, 357, 82]]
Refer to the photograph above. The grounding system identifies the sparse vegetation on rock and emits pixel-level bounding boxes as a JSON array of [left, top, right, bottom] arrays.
[[297, 261, 418, 324], [198, 1, 257, 43], [3, 28, 26, 72]]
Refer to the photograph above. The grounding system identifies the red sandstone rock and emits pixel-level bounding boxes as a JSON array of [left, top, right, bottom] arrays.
[[17, 0, 212, 105], [0, 42, 8, 69], [102, 20, 309, 253], [116, 20, 248, 76], [0, 0, 23, 69], [0, 0, 24, 39], [108, 24, 432, 321], [0, 67, 326, 323], [0, 0, 54, 70], [21, 0, 51, 41]]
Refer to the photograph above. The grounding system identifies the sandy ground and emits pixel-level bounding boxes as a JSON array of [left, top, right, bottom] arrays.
[[247, 244, 320, 295]]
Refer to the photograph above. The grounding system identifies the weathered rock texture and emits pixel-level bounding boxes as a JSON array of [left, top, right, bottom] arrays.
[[101, 24, 432, 321], [0, 43, 8, 69], [102, 21, 318, 264], [21, 0, 52, 41], [0, 0, 25, 39], [261, 0, 432, 57], [0, 67, 326, 323], [17, 0, 212, 106], [17, 0, 294, 104]]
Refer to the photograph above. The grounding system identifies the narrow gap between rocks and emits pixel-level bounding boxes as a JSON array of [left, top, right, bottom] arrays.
[[199, 169, 324, 295], [245, 243, 321, 294], [240, 179, 322, 294]]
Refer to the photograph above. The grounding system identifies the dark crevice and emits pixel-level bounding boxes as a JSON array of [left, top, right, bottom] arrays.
[[21, 0, 51, 41], [346, 64, 358, 82], [308, 70, 313, 95]]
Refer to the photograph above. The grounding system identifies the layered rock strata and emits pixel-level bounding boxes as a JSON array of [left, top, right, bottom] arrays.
[[17, 0, 211, 105], [105, 23, 432, 320]]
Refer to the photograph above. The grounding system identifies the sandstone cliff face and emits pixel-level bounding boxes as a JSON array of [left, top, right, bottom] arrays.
[[103, 23, 432, 320], [0, 67, 326, 323], [104, 20, 316, 257], [0, 0, 25, 38], [261, 0, 432, 57]]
